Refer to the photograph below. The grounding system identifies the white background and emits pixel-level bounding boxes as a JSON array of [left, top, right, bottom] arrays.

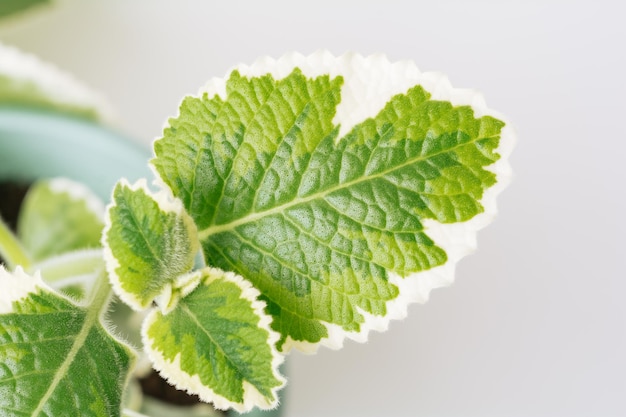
[[1, 1, 625, 416]]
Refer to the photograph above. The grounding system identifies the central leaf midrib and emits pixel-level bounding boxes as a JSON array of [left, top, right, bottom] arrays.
[[198, 133, 497, 240], [205, 239, 394, 310], [207, 79, 282, 227], [180, 303, 264, 395], [124, 198, 169, 275], [29, 293, 103, 416]]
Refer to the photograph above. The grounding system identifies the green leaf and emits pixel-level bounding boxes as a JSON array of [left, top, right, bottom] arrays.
[[17, 178, 104, 262], [0, 266, 134, 416], [0, 74, 98, 119], [103, 180, 199, 311], [152, 55, 507, 350], [142, 267, 284, 412], [0, 43, 109, 121]]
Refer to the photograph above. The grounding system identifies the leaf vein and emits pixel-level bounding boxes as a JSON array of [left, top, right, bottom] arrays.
[[208, 82, 281, 226], [199, 133, 499, 239]]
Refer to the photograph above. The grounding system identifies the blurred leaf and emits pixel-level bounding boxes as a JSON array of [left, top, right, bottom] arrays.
[[0, 0, 50, 21]]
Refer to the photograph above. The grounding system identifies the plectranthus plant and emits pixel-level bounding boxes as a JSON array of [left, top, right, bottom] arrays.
[[0, 51, 514, 415]]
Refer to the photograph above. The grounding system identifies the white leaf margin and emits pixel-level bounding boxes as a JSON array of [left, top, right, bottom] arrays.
[[196, 51, 515, 353], [0, 42, 115, 122], [122, 410, 150, 417], [0, 265, 43, 313], [102, 178, 199, 311], [47, 177, 106, 220], [141, 266, 286, 413]]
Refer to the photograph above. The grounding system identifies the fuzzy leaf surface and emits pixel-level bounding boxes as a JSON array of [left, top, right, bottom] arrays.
[[0, 267, 134, 416], [153, 68, 504, 348], [103, 181, 199, 310], [143, 267, 284, 412]]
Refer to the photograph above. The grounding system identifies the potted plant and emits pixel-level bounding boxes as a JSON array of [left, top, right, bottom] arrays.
[[0, 47, 514, 416], [0, 42, 234, 416]]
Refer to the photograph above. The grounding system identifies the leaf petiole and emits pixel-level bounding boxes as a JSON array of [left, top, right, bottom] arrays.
[[0, 215, 32, 270], [86, 266, 114, 312], [33, 248, 104, 282]]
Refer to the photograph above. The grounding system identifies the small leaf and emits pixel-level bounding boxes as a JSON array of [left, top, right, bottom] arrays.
[[0, 266, 134, 416], [103, 179, 199, 310], [17, 178, 105, 262], [152, 52, 511, 350], [142, 267, 285, 412]]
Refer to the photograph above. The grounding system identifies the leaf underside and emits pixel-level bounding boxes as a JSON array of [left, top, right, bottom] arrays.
[[152, 68, 504, 348]]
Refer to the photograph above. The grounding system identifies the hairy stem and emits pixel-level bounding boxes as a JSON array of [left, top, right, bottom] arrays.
[[86, 266, 113, 310]]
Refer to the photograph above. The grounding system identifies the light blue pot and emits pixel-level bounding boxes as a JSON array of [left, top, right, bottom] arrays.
[[0, 107, 284, 417], [0, 107, 151, 197]]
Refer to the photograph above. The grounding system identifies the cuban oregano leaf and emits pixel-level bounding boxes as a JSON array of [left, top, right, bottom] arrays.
[[142, 267, 284, 412], [151, 53, 509, 351], [0, 266, 134, 416], [103, 179, 199, 311], [17, 178, 105, 262]]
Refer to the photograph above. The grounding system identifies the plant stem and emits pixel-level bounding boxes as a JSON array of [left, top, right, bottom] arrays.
[[86, 266, 113, 312], [0, 216, 31, 270], [34, 249, 103, 282]]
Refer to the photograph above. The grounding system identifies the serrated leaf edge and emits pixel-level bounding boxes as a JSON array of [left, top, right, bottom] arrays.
[[141, 266, 286, 412], [102, 178, 199, 311], [284, 125, 515, 353], [194, 51, 515, 353]]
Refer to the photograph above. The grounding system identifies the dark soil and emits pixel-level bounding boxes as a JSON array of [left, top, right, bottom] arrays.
[[0, 181, 29, 232], [139, 370, 205, 406], [0, 181, 30, 265], [0, 181, 222, 411]]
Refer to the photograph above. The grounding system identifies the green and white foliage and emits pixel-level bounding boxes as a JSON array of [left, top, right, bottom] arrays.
[[152, 51, 513, 350], [0, 179, 137, 416], [143, 268, 285, 411], [18, 177, 105, 262], [103, 179, 199, 311], [0, 266, 134, 417], [0, 42, 113, 121], [104, 181, 285, 411], [0, 178, 107, 299], [102, 51, 513, 411]]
